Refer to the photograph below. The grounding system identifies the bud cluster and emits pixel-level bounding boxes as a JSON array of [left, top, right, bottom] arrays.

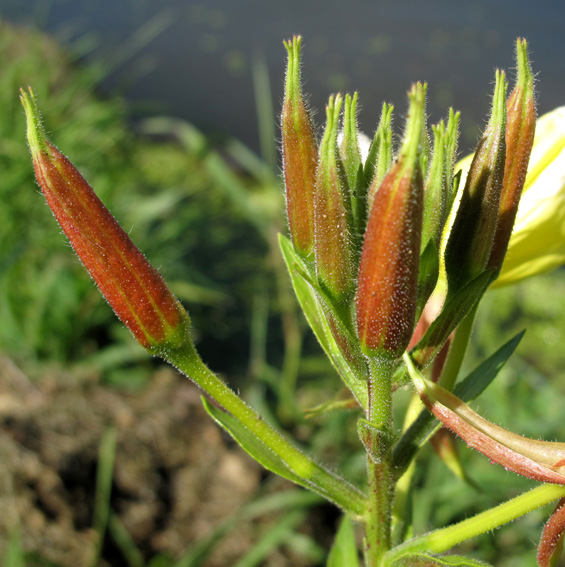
[[281, 36, 535, 372]]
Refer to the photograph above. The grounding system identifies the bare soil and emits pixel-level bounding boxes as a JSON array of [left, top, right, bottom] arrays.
[[0, 356, 327, 566]]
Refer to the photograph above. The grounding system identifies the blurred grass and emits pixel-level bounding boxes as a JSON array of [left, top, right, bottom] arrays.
[[0, 19, 286, 386]]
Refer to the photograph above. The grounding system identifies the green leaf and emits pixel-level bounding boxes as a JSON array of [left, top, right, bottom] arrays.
[[391, 553, 493, 566], [327, 515, 360, 567], [392, 330, 524, 473], [279, 233, 368, 407], [454, 329, 525, 401], [201, 397, 366, 517]]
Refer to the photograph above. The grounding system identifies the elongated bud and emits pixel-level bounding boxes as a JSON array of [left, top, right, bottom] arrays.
[[339, 92, 365, 234], [488, 38, 536, 273], [356, 84, 424, 358], [538, 499, 565, 567], [282, 36, 318, 257], [421, 120, 447, 251], [339, 92, 362, 192], [314, 94, 355, 301], [422, 110, 460, 251], [21, 87, 192, 356], [444, 70, 507, 292], [406, 353, 565, 485], [493, 105, 565, 287], [443, 108, 461, 215], [365, 102, 394, 211]]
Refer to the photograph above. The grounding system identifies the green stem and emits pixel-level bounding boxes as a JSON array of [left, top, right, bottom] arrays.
[[438, 302, 478, 391], [383, 483, 565, 563], [167, 341, 367, 518], [364, 356, 395, 567]]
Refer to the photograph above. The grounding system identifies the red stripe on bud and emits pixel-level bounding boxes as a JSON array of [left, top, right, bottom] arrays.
[[282, 36, 318, 257], [21, 87, 191, 354], [488, 38, 536, 273], [356, 84, 424, 358]]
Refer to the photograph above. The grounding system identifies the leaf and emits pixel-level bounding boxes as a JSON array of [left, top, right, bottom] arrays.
[[279, 234, 368, 407], [327, 515, 360, 567], [201, 397, 367, 517], [391, 552, 493, 566], [453, 330, 524, 401]]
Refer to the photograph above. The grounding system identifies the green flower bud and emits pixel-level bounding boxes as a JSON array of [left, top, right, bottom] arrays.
[[339, 92, 365, 237], [282, 36, 318, 257], [422, 109, 460, 252], [314, 94, 356, 302], [444, 69, 507, 293], [365, 102, 394, 212], [488, 38, 536, 274]]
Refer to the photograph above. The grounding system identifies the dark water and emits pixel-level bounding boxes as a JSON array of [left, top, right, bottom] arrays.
[[2, 0, 564, 153]]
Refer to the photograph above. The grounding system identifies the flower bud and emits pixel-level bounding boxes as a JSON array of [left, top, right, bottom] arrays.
[[488, 38, 536, 274], [339, 92, 362, 193], [339, 92, 365, 235], [444, 70, 507, 292], [406, 353, 565, 486], [21, 87, 192, 356], [314, 94, 356, 301], [365, 102, 394, 211], [282, 36, 318, 257], [355, 83, 424, 358], [421, 109, 460, 252], [538, 498, 565, 567], [492, 104, 565, 287]]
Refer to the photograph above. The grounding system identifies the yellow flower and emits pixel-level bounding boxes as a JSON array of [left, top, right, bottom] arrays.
[[456, 106, 565, 287]]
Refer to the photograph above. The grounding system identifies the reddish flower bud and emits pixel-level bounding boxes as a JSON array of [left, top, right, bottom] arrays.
[[21, 87, 191, 356], [444, 70, 507, 292], [282, 36, 318, 257], [406, 353, 565, 486], [314, 93, 356, 301], [488, 38, 536, 273], [538, 498, 565, 567], [356, 84, 424, 358]]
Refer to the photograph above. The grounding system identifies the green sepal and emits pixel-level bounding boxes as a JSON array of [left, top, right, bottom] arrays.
[[389, 552, 493, 566], [327, 515, 360, 567], [392, 330, 525, 475], [201, 397, 366, 517], [279, 233, 368, 407]]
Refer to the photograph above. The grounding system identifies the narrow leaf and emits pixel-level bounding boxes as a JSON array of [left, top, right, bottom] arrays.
[[279, 234, 368, 406], [327, 515, 360, 567]]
